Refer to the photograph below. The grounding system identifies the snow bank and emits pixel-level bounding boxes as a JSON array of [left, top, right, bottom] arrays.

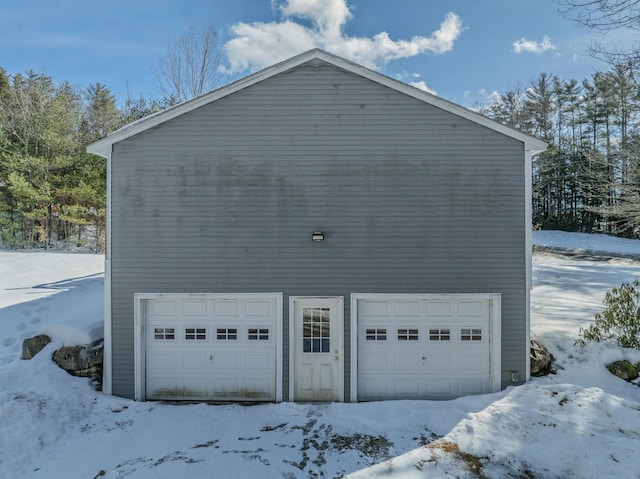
[[0, 251, 104, 367], [1, 232, 640, 478], [533, 230, 640, 256]]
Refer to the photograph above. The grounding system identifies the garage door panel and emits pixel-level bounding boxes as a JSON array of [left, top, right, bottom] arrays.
[[359, 300, 389, 317], [427, 353, 454, 370], [458, 351, 490, 371], [426, 378, 453, 396], [394, 300, 421, 316], [395, 378, 420, 396], [182, 377, 210, 394], [183, 300, 208, 316], [182, 352, 208, 368], [149, 300, 177, 316], [245, 352, 273, 369], [426, 301, 453, 317], [147, 376, 211, 399], [147, 351, 178, 368], [459, 300, 487, 317], [394, 353, 421, 370], [144, 295, 278, 401], [361, 352, 390, 370], [459, 378, 488, 395], [359, 377, 387, 399], [357, 295, 495, 401], [147, 376, 176, 394], [212, 352, 240, 369], [213, 299, 241, 316], [212, 378, 242, 397], [242, 378, 276, 399], [246, 299, 274, 316]]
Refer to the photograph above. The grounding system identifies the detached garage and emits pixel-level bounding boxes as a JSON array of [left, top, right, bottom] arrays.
[[88, 49, 546, 402]]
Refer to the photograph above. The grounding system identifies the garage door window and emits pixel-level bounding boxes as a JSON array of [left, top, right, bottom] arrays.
[[217, 328, 238, 340], [397, 328, 419, 341], [429, 328, 451, 341], [154, 327, 175, 340], [185, 327, 207, 340], [365, 328, 387, 341], [461, 328, 482, 341], [248, 328, 270, 341]]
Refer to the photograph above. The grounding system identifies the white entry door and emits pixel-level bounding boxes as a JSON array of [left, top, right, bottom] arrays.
[[291, 297, 343, 401]]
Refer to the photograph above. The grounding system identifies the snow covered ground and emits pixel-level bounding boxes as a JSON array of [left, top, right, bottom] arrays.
[[1, 231, 640, 478]]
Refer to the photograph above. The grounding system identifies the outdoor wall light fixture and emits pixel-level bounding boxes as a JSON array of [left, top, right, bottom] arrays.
[[311, 232, 325, 242]]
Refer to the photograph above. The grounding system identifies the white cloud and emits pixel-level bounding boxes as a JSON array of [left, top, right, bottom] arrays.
[[396, 72, 437, 95], [224, 0, 463, 72], [409, 80, 437, 95], [512, 35, 557, 55], [280, 0, 352, 41]]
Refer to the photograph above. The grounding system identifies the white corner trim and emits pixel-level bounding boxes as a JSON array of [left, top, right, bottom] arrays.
[[102, 258, 112, 395], [288, 296, 295, 402], [274, 296, 284, 403], [350, 294, 358, 402], [489, 295, 502, 393], [102, 145, 113, 396], [133, 293, 145, 401], [525, 150, 534, 292], [525, 150, 534, 381]]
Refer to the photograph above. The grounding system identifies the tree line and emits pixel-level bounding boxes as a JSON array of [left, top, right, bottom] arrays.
[[0, 25, 225, 251], [0, 69, 166, 250], [1, 61, 639, 251], [481, 63, 640, 237], [1, 15, 639, 250]]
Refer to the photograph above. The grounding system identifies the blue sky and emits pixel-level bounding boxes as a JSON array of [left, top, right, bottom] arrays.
[[0, 0, 634, 107]]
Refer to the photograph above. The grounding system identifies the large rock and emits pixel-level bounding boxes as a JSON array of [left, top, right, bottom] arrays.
[[607, 360, 640, 381], [22, 334, 51, 359], [530, 337, 553, 376], [52, 339, 103, 385]]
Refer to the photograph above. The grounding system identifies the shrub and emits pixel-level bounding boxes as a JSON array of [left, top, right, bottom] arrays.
[[577, 279, 640, 349]]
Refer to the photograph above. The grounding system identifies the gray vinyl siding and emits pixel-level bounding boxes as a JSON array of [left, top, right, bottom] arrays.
[[109, 60, 527, 399]]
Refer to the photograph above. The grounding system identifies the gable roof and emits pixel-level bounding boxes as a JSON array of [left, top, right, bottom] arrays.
[[87, 49, 547, 158]]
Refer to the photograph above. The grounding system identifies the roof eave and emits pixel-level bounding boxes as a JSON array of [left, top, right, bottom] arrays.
[[86, 50, 327, 157], [86, 48, 548, 156]]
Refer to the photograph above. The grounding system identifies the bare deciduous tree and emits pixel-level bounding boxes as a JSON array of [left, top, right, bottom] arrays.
[[156, 25, 226, 104], [557, 0, 640, 68]]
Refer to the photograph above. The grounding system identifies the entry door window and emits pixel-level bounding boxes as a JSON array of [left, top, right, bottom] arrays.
[[302, 307, 330, 353]]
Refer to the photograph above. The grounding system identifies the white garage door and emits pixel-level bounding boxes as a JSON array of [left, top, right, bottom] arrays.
[[140, 294, 281, 401], [355, 294, 500, 401]]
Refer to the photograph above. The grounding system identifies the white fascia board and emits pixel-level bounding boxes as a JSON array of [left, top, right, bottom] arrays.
[[87, 49, 547, 158]]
